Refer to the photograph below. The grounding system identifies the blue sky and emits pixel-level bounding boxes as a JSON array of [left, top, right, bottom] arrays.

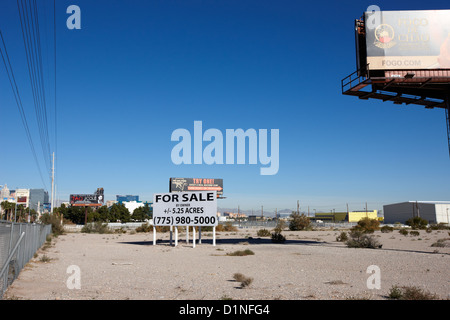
[[1, 0, 449, 214]]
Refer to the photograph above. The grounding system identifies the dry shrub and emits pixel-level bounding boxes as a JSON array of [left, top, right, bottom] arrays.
[[388, 285, 439, 300], [227, 249, 255, 256], [233, 273, 253, 288], [346, 230, 382, 249], [216, 223, 237, 232]]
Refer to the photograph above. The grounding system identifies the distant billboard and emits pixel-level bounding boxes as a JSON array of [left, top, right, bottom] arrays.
[[70, 194, 102, 206], [169, 178, 223, 197], [365, 9, 450, 70]]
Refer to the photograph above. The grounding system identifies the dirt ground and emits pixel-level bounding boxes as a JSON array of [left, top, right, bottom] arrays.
[[3, 226, 450, 300]]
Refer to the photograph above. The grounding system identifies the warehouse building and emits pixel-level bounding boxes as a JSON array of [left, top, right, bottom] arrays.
[[312, 210, 380, 223], [383, 201, 450, 225]]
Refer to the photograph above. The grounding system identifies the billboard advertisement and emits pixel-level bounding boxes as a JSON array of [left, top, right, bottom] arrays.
[[153, 191, 218, 226], [17, 196, 27, 203], [169, 178, 223, 196], [365, 10, 450, 70], [70, 194, 102, 206]]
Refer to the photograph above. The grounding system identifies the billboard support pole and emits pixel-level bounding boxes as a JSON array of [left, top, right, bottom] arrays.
[[446, 95, 450, 158], [50, 152, 55, 213], [213, 226, 216, 246], [192, 226, 196, 248], [153, 226, 156, 245], [186, 226, 189, 244], [175, 226, 178, 246]]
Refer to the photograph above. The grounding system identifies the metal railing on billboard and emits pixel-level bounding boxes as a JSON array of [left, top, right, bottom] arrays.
[[0, 220, 52, 299]]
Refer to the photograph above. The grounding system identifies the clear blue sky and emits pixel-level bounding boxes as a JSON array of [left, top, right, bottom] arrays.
[[1, 0, 449, 214]]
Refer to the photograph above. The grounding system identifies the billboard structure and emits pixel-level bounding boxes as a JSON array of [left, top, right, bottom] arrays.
[[364, 10, 450, 70], [70, 187, 104, 207], [169, 178, 224, 198], [342, 9, 450, 156], [70, 188, 104, 224], [70, 194, 102, 206]]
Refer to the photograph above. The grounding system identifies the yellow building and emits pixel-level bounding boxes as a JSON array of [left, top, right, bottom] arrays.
[[348, 210, 378, 222]]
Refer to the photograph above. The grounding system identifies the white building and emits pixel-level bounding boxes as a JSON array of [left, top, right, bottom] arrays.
[[383, 201, 450, 225], [1, 184, 10, 200], [15, 189, 30, 208], [123, 201, 144, 214]]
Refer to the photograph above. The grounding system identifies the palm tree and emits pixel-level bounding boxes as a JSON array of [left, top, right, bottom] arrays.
[[1, 201, 15, 221]]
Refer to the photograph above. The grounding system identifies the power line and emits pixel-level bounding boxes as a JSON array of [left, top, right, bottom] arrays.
[[17, 0, 52, 174], [0, 30, 48, 189]]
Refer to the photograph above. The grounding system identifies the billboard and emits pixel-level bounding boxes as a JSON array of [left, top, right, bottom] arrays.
[[17, 196, 27, 203], [153, 191, 218, 226], [365, 9, 450, 70], [169, 178, 223, 197], [70, 194, 102, 206]]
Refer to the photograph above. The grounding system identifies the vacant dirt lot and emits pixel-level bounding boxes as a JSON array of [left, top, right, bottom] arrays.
[[4, 227, 450, 300]]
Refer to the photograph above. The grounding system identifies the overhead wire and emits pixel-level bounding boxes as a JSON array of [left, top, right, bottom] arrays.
[[0, 30, 48, 189], [17, 0, 52, 175]]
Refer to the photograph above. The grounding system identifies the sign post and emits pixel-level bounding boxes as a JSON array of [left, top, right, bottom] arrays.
[[153, 190, 218, 247]]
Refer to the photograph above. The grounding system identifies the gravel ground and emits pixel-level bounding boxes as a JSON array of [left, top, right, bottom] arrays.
[[3, 227, 450, 300]]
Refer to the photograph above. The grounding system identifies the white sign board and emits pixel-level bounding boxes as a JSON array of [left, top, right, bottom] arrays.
[[153, 191, 218, 226]]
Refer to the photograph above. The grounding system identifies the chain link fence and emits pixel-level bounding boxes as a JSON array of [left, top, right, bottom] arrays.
[[0, 220, 52, 299]]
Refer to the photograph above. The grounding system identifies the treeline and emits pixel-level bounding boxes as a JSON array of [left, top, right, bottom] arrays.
[[54, 203, 152, 225]]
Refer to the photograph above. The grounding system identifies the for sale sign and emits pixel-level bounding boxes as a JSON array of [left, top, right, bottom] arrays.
[[153, 191, 218, 226]]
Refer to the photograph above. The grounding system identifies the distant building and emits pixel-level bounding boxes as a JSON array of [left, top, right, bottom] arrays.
[[313, 212, 348, 222], [106, 200, 117, 207], [348, 210, 379, 222], [123, 201, 144, 214], [223, 212, 247, 219], [29, 189, 49, 213], [2, 187, 49, 214], [312, 210, 379, 223], [116, 195, 139, 203], [1, 184, 10, 200], [383, 201, 450, 225]]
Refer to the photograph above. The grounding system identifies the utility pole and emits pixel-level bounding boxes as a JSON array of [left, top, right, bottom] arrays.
[[261, 206, 263, 220], [51, 152, 55, 214], [297, 200, 299, 214]]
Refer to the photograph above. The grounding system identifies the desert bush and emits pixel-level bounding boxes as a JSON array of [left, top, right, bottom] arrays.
[[216, 222, 238, 232], [39, 213, 64, 236], [388, 285, 438, 300], [81, 221, 111, 234], [429, 223, 450, 230], [271, 232, 286, 243], [431, 238, 450, 247], [405, 217, 428, 230], [388, 286, 403, 299], [346, 230, 381, 249], [336, 231, 348, 242], [136, 223, 153, 233], [233, 273, 253, 288], [39, 254, 51, 263], [154, 226, 171, 232], [227, 249, 255, 256], [380, 225, 394, 233], [409, 230, 420, 236], [257, 229, 271, 237], [399, 228, 409, 236], [352, 217, 380, 233], [289, 212, 311, 231]]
